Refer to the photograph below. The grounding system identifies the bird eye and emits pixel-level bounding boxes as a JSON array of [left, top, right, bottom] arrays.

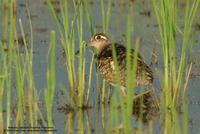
[[95, 35, 101, 40]]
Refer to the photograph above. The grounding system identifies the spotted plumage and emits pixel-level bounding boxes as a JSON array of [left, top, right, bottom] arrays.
[[88, 33, 153, 89]]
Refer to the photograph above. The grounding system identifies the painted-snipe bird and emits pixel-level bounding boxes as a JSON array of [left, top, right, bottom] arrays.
[[88, 33, 153, 92]]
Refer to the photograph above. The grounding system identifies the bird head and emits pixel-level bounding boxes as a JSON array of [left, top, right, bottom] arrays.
[[88, 33, 111, 53]]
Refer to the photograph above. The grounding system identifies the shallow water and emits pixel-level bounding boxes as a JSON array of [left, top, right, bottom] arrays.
[[1, 0, 200, 133]]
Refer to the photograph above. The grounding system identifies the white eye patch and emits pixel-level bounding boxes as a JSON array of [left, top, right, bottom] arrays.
[[99, 35, 108, 40], [95, 35, 108, 40]]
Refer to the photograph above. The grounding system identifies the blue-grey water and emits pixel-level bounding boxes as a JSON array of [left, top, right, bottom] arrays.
[[1, 0, 200, 133]]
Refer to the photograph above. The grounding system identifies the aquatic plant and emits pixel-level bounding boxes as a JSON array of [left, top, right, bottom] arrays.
[[153, 0, 199, 133]]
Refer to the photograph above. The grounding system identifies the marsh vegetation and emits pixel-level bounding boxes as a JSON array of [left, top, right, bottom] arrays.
[[0, 0, 199, 133]]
